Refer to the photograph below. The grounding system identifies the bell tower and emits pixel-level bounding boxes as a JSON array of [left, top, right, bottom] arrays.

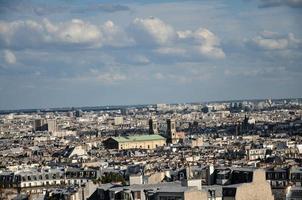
[[167, 119, 177, 143], [149, 118, 158, 134]]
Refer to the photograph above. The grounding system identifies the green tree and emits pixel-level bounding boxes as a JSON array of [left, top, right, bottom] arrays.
[[101, 172, 126, 185]]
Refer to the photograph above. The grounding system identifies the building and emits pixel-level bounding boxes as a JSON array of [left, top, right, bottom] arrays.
[[88, 182, 207, 200], [75, 110, 82, 118], [57, 145, 87, 158], [88, 169, 274, 200], [246, 148, 266, 161], [206, 169, 274, 200], [167, 119, 177, 144], [190, 137, 204, 148], [0, 168, 97, 189], [114, 117, 124, 126], [33, 119, 57, 133], [290, 167, 302, 186], [266, 168, 289, 189], [103, 135, 166, 150], [286, 186, 302, 200], [47, 119, 57, 133], [33, 119, 47, 131], [149, 118, 158, 134]]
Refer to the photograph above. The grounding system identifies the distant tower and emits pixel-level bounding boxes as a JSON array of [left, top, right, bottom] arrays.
[[75, 110, 82, 118], [241, 115, 249, 134], [34, 119, 47, 132], [149, 118, 158, 134], [34, 119, 43, 131], [33, 118, 57, 133], [47, 119, 57, 133], [167, 119, 177, 143], [235, 121, 241, 136]]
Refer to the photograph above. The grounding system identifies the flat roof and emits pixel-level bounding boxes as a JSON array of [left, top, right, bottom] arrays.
[[112, 135, 166, 143]]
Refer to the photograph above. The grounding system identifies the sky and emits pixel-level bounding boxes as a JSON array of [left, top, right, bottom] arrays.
[[0, 0, 301, 110]]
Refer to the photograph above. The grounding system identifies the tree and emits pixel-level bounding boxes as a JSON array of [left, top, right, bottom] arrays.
[[101, 172, 126, 185]]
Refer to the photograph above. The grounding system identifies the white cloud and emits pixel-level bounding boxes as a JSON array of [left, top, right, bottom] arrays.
[[155, 47, 186, 55], [85, 68, 127, 84], [198, 45, 225, 59], [0, 18, 131, 49], [249, 31, 301, 50], [224, 66, 286, 77], [0, 17, 226, 62], [129, 17, 176, 45], [177, 28, 225, 59], [95, 72, 127, 83], [251, 37, 288, 50], [101, 20, 134, 47], [46, 19, 102, 46], [0, 20, 47, 48], [131, 55, 150, 64], [3, 49, 16, 64]]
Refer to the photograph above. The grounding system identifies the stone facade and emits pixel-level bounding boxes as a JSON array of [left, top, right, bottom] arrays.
[[235, 170, 274, 200]]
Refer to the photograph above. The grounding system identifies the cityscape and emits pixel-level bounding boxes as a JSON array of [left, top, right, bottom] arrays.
[[0, 99, 302, 200], [1, 0, 302, 200]]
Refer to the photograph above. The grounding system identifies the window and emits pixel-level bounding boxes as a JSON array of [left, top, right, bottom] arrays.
[[123, 193, 130, 199], [209, 190, 216, 198], [282, 173, 286, 179], [135, 191, 141, 199], [179, 172, 185, 180]]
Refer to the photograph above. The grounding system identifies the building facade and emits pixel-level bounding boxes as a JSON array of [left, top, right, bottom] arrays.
[[103, 135, 166, 150]]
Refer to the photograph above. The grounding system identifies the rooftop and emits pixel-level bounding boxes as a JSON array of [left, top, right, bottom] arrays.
[[112, 135, 166, 143]]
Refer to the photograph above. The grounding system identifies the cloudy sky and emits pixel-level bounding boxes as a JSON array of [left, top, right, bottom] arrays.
[[0, 0, 301, 109]]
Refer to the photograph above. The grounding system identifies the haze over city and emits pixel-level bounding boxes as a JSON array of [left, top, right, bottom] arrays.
[[0, 0, 301, 110]]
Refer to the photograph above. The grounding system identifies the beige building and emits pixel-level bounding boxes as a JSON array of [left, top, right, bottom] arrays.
[[232, 169, 274, 200], [190, 137, 204, 148], [103, 135, 166, 150], [247, 148, 266, 160]]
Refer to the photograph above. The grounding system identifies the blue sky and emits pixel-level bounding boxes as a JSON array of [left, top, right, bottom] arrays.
[[0, 0, 301, 109]]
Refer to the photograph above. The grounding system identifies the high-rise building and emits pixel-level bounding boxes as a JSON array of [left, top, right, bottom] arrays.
[[33, 118, 57, 133], [33, 119, 47, 131], [114, 117, 124, 126], [120, 108, 128, 115], [67, 111, 74, 118], [47, 119, 57, 133], [149, 118, 158, 134], [75, 110, 82, 118]]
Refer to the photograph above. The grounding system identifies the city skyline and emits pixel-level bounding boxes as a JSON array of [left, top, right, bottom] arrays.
[[0, 0, 302, 110], [0, 97, 301, 113]]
